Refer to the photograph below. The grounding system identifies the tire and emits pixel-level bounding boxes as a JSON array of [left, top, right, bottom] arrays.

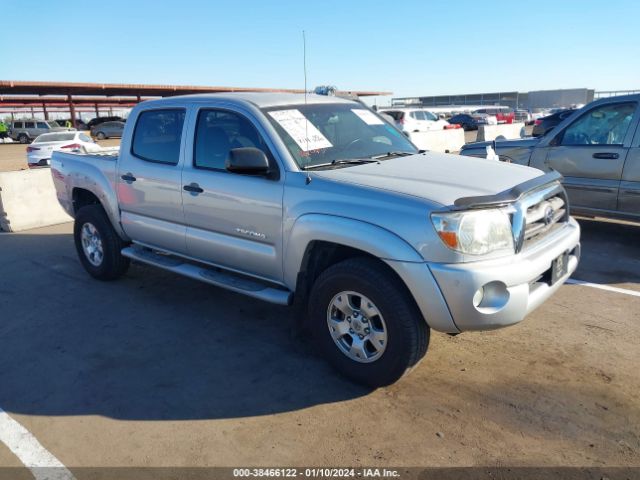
[[18, 134, 29, 144], [308, 257, 429, 387], [74, 204, 130, 280], [96, 131, 106, 140]]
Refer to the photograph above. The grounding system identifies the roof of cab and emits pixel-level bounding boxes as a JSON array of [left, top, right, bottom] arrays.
[[139, 92, 357, 109]]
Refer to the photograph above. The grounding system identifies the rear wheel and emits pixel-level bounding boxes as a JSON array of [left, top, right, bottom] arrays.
[[74, 205, 130, 280], [18, 134, 29, 144], [308, 257, 429, 387], [96, 131, 106, 140]]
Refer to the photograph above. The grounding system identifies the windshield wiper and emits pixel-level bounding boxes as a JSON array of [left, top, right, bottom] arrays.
[[370, 151, 415, 160], [302, 158, 379, 171]]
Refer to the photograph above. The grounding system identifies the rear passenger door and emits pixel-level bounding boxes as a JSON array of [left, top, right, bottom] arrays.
[[116, 108, 188, 252], [181, 107, 285, 283], [544, 101, 638, 212]]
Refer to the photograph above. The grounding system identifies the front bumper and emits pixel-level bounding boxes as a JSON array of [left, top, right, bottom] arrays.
[[386, 218, 580, 333], [27, 152, 51, 166], [429, 217, 580, 331]]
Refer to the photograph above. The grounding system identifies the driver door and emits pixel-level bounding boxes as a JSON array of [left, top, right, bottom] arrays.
[[544, 101, 637, 211]]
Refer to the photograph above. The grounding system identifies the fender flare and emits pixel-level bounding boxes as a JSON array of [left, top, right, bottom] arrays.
[[70, 173, 127, 240], [283, 213, 423, 290]]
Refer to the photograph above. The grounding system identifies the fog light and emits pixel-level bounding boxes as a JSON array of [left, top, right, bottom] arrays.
[[473, 281, 510, 314]]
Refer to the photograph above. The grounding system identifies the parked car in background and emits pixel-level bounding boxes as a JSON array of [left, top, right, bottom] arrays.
[[460, 95, 640, 223], [91, 121, 125, 140], [56, 118, 89, 130], [86, 116, 125, 129], [379, 108, 449, 134], [515, 109, 533, 124], [447, 113, 493, 131], [27, 131, 98, 167], [9, 119, 73, 144], [532, 109, 576, 137], [472, 107, 515, 124]]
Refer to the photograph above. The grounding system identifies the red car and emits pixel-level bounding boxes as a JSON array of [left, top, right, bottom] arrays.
[[473, 107, 515, 124]]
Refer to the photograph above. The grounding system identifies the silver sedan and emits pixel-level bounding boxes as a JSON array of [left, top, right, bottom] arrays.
[[91, 121, 125, 140]]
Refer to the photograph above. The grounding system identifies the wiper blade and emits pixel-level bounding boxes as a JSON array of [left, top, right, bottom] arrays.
[[302, 158, 379, 171], [370, 151, 414, 159]]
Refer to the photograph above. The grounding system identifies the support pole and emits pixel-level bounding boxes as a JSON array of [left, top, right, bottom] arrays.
[[42, 103, 49, 120], [68, 95, 77, 128]]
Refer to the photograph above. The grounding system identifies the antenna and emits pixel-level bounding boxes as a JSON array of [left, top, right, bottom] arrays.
[[303, 30, 308, 105], [303, 30, 311, 184]]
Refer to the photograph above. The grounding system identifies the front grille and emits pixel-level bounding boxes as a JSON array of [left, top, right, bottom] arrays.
[[512, 183, 569, 252], [523, 195, 566, 244]]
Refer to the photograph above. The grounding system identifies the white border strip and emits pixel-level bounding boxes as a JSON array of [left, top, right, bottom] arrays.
[[566, 278, 640, 298], [0, 407, 75, 480]]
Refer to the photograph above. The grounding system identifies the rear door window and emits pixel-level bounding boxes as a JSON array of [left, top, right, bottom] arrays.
[[131, 109, 186, 164], [25, 122, 35, 128]]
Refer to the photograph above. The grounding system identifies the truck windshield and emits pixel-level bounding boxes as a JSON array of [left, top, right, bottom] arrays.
[[263, 103, 418, 169]]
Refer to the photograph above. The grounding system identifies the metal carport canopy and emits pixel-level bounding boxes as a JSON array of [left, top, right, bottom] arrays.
[[0, 80, 389, 97], [0, 80, 390, 125]]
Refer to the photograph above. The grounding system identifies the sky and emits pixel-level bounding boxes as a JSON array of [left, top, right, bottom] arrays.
[[2, 0, 639, 105]]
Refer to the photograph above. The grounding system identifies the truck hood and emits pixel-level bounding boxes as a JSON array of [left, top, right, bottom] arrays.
[[312, 152, 542, 207]]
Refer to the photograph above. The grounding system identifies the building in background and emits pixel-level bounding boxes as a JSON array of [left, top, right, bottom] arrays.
[[392, 88, 597, 111]]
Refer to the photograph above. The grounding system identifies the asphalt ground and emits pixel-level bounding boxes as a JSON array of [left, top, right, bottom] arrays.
[[0, 215, 638, 479]]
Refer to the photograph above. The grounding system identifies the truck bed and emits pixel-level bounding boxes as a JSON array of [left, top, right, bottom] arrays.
[[50, 149, 121, 219]]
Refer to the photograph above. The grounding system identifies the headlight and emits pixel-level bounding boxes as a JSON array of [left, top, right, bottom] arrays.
[[431, 209, 514, 255]]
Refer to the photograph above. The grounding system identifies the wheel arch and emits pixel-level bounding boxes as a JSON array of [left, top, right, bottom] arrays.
[[71, 185, 128, 240], [283, 214, 423, 293]]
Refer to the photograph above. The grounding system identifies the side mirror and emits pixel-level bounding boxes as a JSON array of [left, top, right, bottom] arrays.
[[226, 147, 270, 175]]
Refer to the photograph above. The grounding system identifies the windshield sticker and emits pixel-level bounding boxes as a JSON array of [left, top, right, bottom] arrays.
[[268, 109, 333, 151], [351, 109, 384, 125]]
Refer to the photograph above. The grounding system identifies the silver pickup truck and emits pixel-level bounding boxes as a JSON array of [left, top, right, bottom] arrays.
[[51, 93, 580, 386], [461, 95, 640, 223]]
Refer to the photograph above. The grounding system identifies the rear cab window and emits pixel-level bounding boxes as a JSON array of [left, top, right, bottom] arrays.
[[131, 109, 186, 164]]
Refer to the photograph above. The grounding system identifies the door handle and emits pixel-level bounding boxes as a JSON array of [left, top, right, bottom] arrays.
[[183, 183, 204, 194], [121, 173, 136, 182], [592, 152, 619, 159]]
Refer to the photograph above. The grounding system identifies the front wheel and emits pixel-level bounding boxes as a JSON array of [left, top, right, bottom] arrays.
[[96, 131, 106, 140], [74, 205, 130, 280], [308, 258, 429, 387]]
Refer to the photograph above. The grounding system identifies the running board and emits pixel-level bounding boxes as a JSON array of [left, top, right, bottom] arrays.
[[121, 246, 293, 306]]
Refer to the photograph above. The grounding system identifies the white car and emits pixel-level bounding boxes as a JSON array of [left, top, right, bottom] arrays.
[[27, 131, 100, 167], [380, 108, 450, 133]]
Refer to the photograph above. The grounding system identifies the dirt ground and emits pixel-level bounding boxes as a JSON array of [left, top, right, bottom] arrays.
[[0, 218, 638, 478]]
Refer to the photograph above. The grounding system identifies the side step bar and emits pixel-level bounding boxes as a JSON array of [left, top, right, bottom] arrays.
[[121, 246, 293, 306]]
